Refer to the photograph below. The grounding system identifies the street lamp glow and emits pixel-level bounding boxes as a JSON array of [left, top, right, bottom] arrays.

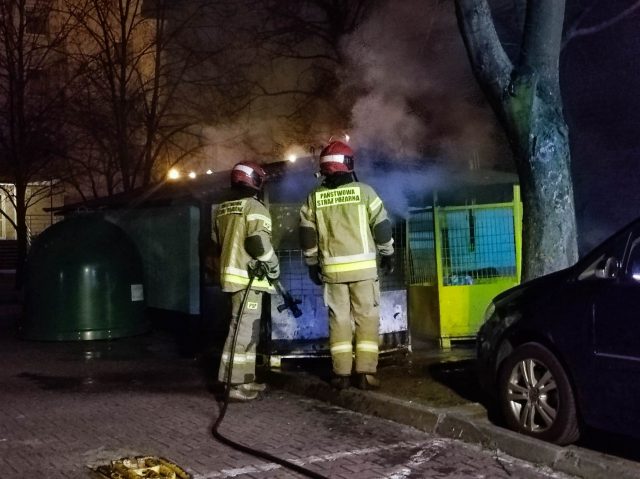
[[167, 168, 180, 180], [344, 134, 350, 143], [206, 169, 213, 175], [188, 171, 197, 179], [288, 154, 297, 163]]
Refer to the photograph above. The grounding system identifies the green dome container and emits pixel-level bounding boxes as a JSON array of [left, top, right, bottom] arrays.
[[22, 215, 148, 340]]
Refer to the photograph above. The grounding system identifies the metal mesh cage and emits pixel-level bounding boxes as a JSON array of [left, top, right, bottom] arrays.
[[440, 206, 517, 285], [406, 205, 517, 286], [382, 220, 405, 290], [275, 249, 319, 300], [407, 208, 436, 285]]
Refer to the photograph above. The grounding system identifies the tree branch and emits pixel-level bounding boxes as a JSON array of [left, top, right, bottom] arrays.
[[454, 0, 512, 102], [562, 0, 640, 49], [520, 0, 564, 88]]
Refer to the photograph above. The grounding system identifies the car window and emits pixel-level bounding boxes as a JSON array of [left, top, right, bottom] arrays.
[[625, 238, 640, 282], [577, 253, 606, 280], [577, 231, 630, 281]]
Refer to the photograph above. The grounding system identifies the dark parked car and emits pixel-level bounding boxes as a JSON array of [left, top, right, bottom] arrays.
[[477, 218, 640, 445]]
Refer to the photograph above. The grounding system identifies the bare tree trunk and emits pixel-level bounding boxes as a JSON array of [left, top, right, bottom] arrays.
[[455, 0, 578, 280]]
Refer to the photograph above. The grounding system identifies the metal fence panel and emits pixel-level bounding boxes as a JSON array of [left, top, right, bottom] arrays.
[[440, 206, 517, 285]]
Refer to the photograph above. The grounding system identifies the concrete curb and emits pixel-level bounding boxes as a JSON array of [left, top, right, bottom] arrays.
[[269, 370, 639, 479]]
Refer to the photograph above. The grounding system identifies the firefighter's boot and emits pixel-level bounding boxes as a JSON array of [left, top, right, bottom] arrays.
[[243, 382, 267, 392], [331, 374, 351, 390], [228, 385, 259, 402], [354, 373, 380, 390]]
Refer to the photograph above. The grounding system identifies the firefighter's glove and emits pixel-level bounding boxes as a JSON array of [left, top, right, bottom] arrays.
[[265, 262, 280, 281], [248, 260, 269, 280], [308, 265, 323, 286], [380, 254, 395, 275]]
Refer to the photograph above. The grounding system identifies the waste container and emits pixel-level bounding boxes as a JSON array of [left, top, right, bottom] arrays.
[[21, 215, 148, 340], [407, 184, 522, 348], [264, 203, 410, 367]]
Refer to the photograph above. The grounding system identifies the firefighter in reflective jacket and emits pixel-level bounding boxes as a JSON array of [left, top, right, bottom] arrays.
[[299, 141, 395, 390], [213, 161, 280, 402]]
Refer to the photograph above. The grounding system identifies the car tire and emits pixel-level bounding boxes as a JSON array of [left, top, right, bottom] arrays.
[[498, 342, 580, 445]]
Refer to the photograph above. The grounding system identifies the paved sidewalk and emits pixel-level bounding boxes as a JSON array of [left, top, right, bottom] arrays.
[[267, 346, 640, 479], [0, 314, 578, 479], [1, 299, 638, 479]]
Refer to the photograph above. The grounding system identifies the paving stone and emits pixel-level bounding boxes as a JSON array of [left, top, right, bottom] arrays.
[[0, 321, 585, 479]]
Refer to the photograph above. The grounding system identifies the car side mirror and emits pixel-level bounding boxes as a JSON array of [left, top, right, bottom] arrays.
[[595, 257, 620, 279]]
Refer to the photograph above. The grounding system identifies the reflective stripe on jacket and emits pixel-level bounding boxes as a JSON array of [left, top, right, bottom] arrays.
[[213, 197, 276, 293], [300, 181, 394, 283]]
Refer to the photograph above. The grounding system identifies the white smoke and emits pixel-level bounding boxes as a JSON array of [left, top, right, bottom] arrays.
[[343, 0, 507, 168], [363, 167, 447, 219], [351, 94, 427, 157], [189, 0, 511, 186]]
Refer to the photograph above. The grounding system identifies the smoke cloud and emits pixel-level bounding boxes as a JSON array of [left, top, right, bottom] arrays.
[[362, 166, 446, 219], [343, 0, 509, 169], [189, 0, 513, 216]]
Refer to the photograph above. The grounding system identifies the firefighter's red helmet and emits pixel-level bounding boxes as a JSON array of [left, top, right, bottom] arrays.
[[230, 161, 266, 190], [319, 140, 354, 175]]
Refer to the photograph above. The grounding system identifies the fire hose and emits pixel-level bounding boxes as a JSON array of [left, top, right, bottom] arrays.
[[211, 266, 327, 479]]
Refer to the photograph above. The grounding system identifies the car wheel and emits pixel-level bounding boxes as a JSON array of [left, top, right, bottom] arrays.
[[498, 342, 580, 445]]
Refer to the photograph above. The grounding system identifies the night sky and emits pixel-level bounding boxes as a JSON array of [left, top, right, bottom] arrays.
[[561, 0, 640, 253]]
